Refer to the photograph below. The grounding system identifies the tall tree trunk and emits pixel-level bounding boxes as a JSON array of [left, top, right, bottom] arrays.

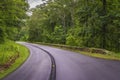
[[101, 0, 107, 49]]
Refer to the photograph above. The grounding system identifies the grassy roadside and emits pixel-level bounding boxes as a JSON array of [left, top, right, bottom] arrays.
[[0, 41, 29, 79], [36, 42, 120, 61], [79, 51, 120, 60]]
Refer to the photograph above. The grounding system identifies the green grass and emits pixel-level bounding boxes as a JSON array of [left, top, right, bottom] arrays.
[[58, 47, 120, 61], [0, 41, 29, 79], [78, 51, 120, 61], [36, 42, 120, 61]]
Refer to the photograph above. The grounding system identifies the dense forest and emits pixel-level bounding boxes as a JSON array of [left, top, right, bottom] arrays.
[[0, 0, 28, 43], [0, 0, 119, 52], [28, 0, 120, 52]]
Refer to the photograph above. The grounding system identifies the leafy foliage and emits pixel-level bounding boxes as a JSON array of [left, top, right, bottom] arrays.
[[0, 0, 28, 42], [28, 0, 120, 52]]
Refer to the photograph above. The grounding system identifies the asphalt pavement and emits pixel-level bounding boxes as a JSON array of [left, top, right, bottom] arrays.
[[3, 42, 120, 80]]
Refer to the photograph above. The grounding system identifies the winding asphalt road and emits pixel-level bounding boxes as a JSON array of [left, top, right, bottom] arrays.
[[3, 42, 120, 80]]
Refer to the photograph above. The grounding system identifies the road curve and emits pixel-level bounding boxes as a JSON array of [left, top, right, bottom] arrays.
[[3, 42, 120, 80], [3, 42, 52, 80]]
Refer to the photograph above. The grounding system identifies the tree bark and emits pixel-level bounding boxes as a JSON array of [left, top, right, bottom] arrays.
[[101, 0, 107, 49]]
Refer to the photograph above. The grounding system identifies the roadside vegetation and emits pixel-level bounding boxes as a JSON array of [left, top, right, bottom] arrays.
[[36, 42, 120, 61], [0, 40, 29, 79], [0, 0, 29, 79]]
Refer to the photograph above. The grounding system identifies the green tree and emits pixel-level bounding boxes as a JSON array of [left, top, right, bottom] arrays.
[[0, 0, 29, 41]]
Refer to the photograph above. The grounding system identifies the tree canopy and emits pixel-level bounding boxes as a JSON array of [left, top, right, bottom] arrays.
[[27, 0, 120, 52], [0, 0, 28, 42]]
